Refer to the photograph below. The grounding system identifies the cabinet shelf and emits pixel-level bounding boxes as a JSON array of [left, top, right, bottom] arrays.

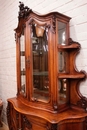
[[58, 43, 80, 50], [58, 73, 85, 79]]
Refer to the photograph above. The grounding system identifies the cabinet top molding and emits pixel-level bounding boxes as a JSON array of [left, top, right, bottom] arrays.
[[18, 1, 71, 21]]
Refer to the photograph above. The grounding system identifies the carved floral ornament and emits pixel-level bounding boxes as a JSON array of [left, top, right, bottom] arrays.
[[18, 1, 32, 19]]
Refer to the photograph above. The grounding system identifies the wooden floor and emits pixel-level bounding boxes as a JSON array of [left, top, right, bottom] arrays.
[[0, 122, 9, 130]]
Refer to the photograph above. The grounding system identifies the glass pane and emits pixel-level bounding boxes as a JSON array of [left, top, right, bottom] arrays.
[[58, 79, 69, 105], [20, 30, 26, 95], [31, 23, 49, 102], [58, 21, 66, 45], [58, 51, 68, 73]]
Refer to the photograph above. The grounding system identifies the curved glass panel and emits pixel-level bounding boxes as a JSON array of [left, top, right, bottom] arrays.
[[58, 79, 69, 105], [31, 23, 49, 102], [20, 29, 26, 96], [58, 21, 66, 45]]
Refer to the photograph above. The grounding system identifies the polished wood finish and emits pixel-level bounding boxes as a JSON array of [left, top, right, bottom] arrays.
[[7, 2, 87, 130]]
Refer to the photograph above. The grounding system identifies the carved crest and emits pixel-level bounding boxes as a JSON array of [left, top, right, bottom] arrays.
[[18, 2, 32, 19]]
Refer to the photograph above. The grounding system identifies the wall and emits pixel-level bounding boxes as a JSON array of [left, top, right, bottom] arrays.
[[0, 0, 87, 124]]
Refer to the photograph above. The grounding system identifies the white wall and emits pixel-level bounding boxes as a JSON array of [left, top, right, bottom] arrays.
[[0, 0, 87, 124]]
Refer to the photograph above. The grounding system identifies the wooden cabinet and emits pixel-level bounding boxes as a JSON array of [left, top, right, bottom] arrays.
[[7, 2, 87, 130]]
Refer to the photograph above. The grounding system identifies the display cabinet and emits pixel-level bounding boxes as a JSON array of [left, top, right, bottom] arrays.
[[7, 2, 87, 130]]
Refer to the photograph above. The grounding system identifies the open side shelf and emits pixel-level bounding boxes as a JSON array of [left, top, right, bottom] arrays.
[[58, 73, 86, 79]]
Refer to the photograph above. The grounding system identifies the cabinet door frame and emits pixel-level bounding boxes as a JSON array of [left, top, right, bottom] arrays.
[[28, 17, 51, 103]]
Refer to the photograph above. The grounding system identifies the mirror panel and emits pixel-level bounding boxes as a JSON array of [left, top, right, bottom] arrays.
[[58, 21, 67, 45], [31, 23, 49, 102], [20, 29, 26, 95]]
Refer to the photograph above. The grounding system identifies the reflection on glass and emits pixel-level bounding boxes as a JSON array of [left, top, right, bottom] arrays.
[[58, 79, 69, 105], [58, 51, 68, 73], [58, 21, 66, 45], [20, 30, 26, 95], [31, 23, 49, 102]]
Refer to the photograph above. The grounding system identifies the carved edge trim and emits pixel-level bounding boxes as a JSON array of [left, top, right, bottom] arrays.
[[77, 97, 87, 111], [51, 15, 56, 34], [68, 38, 81, 48]]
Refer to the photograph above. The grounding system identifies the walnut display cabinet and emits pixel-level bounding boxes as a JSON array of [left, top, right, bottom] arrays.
[[7, 2, 87, 130]]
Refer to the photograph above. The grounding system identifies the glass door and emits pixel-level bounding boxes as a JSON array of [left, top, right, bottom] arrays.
[[31, 22, 50, 102]]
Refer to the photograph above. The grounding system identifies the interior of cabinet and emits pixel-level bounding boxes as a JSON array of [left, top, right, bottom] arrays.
[[31, 23, 49, 102]]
